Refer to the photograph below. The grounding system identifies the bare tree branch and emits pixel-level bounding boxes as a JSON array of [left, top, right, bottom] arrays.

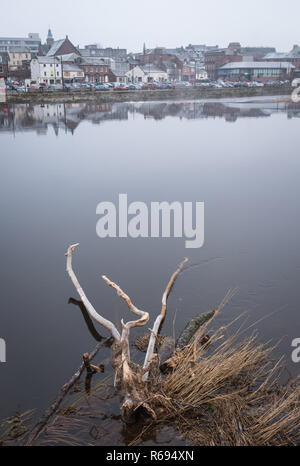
[[65, 244, 121, 342], [102, 275, 149, 362], [102, 276, 149, 329], [143, 258, 188, 380]]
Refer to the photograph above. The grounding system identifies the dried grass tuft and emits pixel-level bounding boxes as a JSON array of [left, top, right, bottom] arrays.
[[143, 320, 300, 446]]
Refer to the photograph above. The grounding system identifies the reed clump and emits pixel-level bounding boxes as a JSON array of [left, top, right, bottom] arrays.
[[143, 321, 300, 446]]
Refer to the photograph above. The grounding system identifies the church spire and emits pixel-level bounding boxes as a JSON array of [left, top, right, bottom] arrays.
[[47, 28, 54, 47]]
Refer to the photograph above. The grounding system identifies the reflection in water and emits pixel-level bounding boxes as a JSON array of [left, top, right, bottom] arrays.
[[68, 298, 104, 342], [1, 99, 300, 135], [0, 96, 299, 445]]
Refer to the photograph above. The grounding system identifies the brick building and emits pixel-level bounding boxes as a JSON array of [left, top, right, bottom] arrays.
[[139, 51, 183, 81], [81, 58, 111, 83], [205, 48, 242, 79], [47, 36, 80, 57], [205, 44, 276, 79]]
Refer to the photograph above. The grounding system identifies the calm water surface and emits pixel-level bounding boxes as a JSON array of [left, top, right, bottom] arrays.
[[0, 97, 299, 444]]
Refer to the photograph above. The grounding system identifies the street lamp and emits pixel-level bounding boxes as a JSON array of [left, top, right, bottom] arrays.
[[60, 56, 65, 89]]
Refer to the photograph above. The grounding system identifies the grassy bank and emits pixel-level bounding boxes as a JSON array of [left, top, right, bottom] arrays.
[[7, 85, 292, 104]]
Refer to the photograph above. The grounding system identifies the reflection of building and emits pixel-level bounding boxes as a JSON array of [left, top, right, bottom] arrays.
[[1, 99, 299, 136]]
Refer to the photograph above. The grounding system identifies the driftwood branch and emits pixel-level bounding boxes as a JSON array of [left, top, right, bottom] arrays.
[[64, 245, 189, 423], [102, 275, 149, 362], [65, 244, 121, 342], [143, 258, 188, 380]]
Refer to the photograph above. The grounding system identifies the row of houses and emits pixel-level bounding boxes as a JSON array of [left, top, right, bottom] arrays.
[[1, 30, 299, 84]]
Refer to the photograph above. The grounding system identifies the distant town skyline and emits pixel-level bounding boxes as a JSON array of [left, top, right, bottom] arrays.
[[2, 0, 300, 53]]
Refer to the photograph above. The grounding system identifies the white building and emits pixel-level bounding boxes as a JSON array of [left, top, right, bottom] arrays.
[[30, 56, 62, 84], [126, 65, 168, 83], [196, 65, 208, 80]]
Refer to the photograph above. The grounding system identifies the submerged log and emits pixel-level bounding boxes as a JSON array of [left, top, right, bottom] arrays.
[[160, 311, 215, 373], [176, 310, 215, 350]]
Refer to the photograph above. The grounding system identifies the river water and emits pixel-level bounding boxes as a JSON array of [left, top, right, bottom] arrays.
[[0, 97, 299, 445]]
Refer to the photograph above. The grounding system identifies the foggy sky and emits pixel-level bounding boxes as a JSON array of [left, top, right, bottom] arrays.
[[2, 0, 299, 53]]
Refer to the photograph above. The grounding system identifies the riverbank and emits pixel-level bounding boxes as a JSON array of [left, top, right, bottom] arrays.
[[7, 85, 292, 104]]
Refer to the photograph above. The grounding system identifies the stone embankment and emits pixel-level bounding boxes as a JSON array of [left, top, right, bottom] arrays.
[[7, 86, 292, 104]]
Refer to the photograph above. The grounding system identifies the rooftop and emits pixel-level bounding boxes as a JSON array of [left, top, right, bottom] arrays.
[[47, 39, 65, 56], [63, 64, 83, 72], [141, 64, 167, 73], [57, 52, 81, 62], [220, 61, 295, 69], [34, 56, 61, 64]]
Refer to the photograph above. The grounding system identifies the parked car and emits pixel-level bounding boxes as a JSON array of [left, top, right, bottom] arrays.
[[79, 83, 93, 89], [48, 84, 63, 90], [249, 81, 264, 88], [39, 83, 48, 90], [141, 83, 157, 90], [15, 86, 26, 93], [113, 84, 128, 91], [95, 83, 110, 91], [174, 82, 187, 88], [6, 84, 18, 92]]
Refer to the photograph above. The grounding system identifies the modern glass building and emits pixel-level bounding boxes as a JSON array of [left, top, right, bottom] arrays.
[[218, 61, 295, 81]]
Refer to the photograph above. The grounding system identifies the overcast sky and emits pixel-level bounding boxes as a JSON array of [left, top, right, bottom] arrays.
[[2, 0, 299, 53]]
